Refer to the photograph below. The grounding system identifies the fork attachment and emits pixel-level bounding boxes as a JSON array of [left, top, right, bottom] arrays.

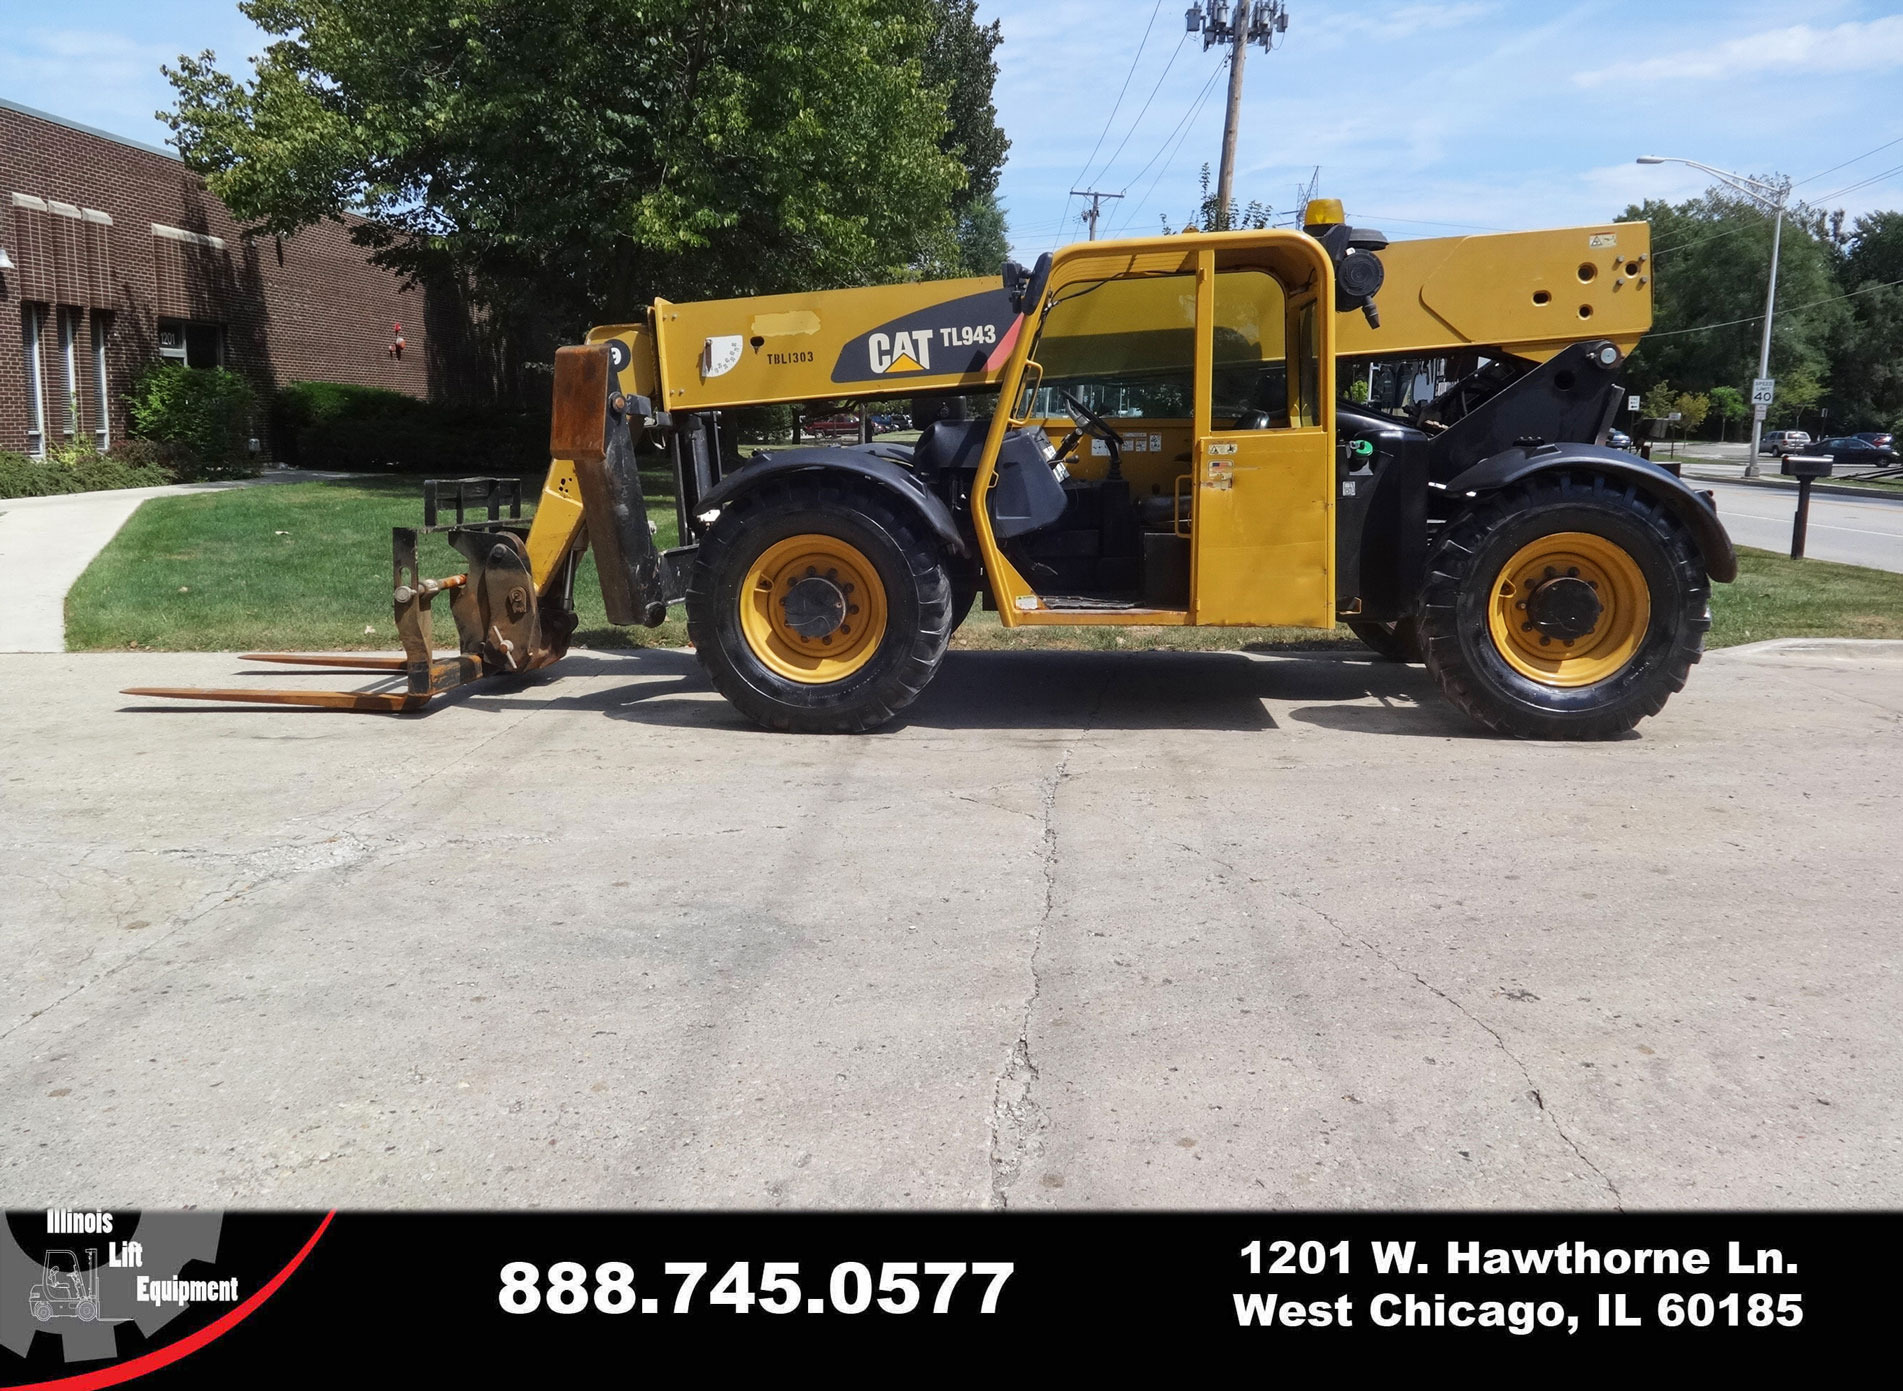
[[122, 495, 582, 713]]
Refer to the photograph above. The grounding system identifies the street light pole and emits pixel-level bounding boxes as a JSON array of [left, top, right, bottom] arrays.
[[1636, 155, 1792, 478], [1750, 203, 1785, 479]]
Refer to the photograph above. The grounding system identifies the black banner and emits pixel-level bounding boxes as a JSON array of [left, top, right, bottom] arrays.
[[3, 1211, 1894, 1380]]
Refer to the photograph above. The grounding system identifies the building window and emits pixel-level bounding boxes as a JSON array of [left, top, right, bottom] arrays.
[[92, 313, 112, 450], [22, 305, 46, 458], [57, 307, 80, 439], [157, 318, 225, 369]]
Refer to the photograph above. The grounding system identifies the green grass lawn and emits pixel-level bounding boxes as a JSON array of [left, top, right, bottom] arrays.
[[65, 475, 687, 653], [65, 475, 1903, 653]]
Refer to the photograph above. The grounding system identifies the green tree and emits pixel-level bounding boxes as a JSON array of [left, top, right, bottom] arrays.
[[163, 1, 974, 403], [1672, 391, 1710, 434], [1708, 385, 1747, 441], [954, 190, 1011, 278], [1827, 211, 1903, 431], [1620, 189, 1847, 406], [926, 0, 1009, 214], [1640, 380, 1677, 424], [1166, 165, 1272, 234]]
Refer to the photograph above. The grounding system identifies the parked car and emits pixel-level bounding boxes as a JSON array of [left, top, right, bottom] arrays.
[[1853, 431, 1894, 450], [804, 414, 864, 439], [1807, 436, 1900, 469], [1606, 427, 1636, 451], [1760, 430, 1811, 456]]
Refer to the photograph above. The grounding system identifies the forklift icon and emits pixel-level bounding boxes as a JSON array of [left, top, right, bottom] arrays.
[[28, 1249, 103, 1324]]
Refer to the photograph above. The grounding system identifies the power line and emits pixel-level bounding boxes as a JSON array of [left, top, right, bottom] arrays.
[[1104, 60, 1228, 238], [1642, 273, 1903, 339], [1812, 160, 1903, 205], [1343, 212, 1513, 233], [1652, 224, 1752, 258], [1794, 132, 1903, 188], [1082, 29, 1191, 191], [1053, 0, 1166, 250]]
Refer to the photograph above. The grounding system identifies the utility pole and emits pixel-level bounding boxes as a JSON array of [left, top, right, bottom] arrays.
[[1189, 1, 1289, 229], [1070, 188, 1125, 240]]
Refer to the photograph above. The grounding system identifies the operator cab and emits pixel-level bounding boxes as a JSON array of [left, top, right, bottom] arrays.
[[975, 241, 1330, 618]]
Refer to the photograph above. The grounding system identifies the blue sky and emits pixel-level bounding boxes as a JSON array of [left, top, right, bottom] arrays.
[[5, 1, 1902, 260]]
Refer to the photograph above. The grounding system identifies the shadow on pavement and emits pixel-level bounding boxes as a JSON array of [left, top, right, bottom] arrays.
[[442, 647, 1484, 739]]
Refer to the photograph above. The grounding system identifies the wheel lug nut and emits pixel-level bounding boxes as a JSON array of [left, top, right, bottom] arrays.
[[848, 604, 859, 614], [1567, 567, 1579, 577], [1539, 635, 1551, 646]]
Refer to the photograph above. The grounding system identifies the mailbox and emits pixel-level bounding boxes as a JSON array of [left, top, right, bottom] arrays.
[[1780, 454, 1832, 558]]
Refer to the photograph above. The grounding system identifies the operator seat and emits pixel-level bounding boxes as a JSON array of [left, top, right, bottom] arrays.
[[910, 417, 990, 476]]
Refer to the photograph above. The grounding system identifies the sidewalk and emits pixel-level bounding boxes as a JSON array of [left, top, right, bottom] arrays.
[[0, 470, 348, 652]]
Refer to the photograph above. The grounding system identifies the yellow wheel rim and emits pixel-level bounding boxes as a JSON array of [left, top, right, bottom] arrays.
[[738, 533, 888, 684], [1486, 531, 1650, 688]]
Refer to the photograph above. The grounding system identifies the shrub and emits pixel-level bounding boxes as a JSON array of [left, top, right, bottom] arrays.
[[126, 362, 259, 474], [271, 380, 547, 474], [0, 442, 177, 499]]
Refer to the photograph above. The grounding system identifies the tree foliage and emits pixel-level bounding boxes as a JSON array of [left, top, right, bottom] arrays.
[[1165, 164, 1271, 235], [163, 1, 1000, 401], [1828, 210, 1903, 433], [1621, 188, 1903, 435]]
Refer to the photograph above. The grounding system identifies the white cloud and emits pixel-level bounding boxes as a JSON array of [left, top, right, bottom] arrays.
[[1575, 15, 1903, 87]]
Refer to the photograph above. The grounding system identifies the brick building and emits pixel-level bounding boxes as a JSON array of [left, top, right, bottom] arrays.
[[1, 97, 435, 459]]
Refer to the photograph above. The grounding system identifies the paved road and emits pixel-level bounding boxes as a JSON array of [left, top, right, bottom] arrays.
[[0, 471, 351, 653], [3, 641, 1899, 1209], [1701, 478, 1903, 572]]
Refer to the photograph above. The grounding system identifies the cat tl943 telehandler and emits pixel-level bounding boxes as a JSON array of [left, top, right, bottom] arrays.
[[129, 204, 1735, 738]]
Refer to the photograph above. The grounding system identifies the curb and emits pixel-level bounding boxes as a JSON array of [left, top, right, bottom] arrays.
[[1713, 637, 1903, 659]]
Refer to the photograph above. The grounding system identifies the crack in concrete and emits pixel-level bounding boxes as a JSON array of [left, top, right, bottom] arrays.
[[1275, 889, 1626, 1212], [1163, 833, 1624, 1210], [986, 681, 1113, 1209]]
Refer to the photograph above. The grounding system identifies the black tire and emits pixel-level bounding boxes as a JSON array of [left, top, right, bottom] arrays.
[[1346, 616, 1422, 663], [1418, 472, 1709, 739], [686, 477, 953, 732]]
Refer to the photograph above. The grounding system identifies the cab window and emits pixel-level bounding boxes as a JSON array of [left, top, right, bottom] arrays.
[[1209, 267, 1323, 429], [1024, 272, 1197, 422]]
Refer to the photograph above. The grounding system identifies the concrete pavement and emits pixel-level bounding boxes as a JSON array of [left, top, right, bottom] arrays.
[[3, 641, 1899, 1209], [0, 471, 348, 653]]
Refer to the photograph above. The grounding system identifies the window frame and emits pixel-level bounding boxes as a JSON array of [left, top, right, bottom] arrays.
[[22, 304, 47, 458], [56, 306, 80, 439], [91, 312, 112, 449]]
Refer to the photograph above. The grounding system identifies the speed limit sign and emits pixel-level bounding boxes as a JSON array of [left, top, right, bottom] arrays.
[[1751, 377, 1776, 406]]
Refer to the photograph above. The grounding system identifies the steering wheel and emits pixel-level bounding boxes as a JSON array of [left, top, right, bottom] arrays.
[[1052, 389, 1125, 477]]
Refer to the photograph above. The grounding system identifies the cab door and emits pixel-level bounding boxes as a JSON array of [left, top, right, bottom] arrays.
[[1190, 249, 1337, 627]]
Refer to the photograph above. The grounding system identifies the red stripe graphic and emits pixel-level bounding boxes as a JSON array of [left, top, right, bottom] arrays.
[[984, 315, 1023, 372], [13, 1211, 336, 1391]]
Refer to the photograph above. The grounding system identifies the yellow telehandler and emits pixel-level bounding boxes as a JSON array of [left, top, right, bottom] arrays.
[[130, 203, 1734, 737]]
